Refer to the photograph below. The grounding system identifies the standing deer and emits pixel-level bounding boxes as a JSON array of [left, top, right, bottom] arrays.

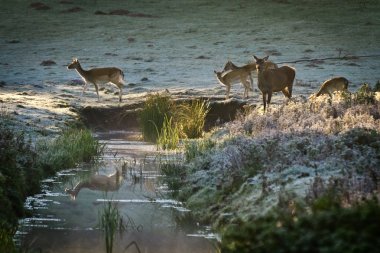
[[254, 55, 295, 111], [214, 68, 253, 99], [67, 58, 125, 102], [312, 77, 349, 98]]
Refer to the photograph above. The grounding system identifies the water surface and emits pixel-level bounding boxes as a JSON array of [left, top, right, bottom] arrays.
[[17, 131, 217, 253]]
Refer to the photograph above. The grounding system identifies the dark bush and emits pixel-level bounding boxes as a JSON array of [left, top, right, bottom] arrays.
[[221, 198, 380, 253]]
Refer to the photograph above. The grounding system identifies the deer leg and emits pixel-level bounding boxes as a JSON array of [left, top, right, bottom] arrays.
[[94, 83, 100, 101], [241, 78, 250, 98], [249, 73, 254, 92], [82, 83, 88, 97], [288, 84, 293, 98], [119, 87, 122, 102], [262, 92, 267, 111], [226, 84, 231, 99], [267, 91, 273, 109], [282, 89, 291, 99]]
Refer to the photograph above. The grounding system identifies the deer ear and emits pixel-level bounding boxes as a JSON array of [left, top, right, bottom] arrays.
[[214, 70, 217, 74], [264, 56, 269, 61], [253, 55, 258, 61]]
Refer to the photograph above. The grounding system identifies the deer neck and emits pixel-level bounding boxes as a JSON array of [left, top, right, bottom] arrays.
[[256, 68, 267, 89], [216, 73, 225, 84], [75, 63, 88, 79], [257, 68, 265, 81]]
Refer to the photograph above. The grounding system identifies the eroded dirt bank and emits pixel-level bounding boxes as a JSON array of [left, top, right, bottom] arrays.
[[77, 96, 248, 131]]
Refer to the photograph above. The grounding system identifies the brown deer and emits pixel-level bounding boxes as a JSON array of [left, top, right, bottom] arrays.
[[67, 58, 125, 102], [65, 169, 122, 200], [313, 77, 349, 98], [254, 55, 295, 111]]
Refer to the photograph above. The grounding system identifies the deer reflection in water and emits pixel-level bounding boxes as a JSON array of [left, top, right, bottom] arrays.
[[65, 169, 123, 200], [65, 162, 158, 200]]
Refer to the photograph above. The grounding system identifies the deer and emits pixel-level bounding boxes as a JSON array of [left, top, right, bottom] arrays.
[[214, 68, 253, 99], [67, 58, 125, 102], [214, 61, 277, 99], [222, 60, 278, 73], [311, 77, 349, 98], [65, 169, 122, 200], [254, 55, 295, 111]]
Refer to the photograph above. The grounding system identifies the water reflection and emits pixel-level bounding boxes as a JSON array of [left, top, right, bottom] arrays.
[[17, 131, 219, 252], [65, 169, 122, 200]]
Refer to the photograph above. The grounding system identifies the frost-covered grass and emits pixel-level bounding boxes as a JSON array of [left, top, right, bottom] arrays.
[[229, 91, 380, 137], [162, 91, 380, 235]]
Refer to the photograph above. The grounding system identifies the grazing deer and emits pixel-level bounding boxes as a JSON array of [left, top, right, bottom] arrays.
[[254, 55, 295, 111], [65, 169, 122, 200], [67, 58, 125, 102], [312, 77, 349, 98]]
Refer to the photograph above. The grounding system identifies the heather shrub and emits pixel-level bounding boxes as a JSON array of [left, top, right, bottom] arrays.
[[221, 198, 380, 253], [235, 96, 380, 137]]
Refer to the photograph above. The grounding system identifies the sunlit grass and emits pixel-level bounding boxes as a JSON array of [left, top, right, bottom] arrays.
[[139, 93, 173, 142], [176, 99, 210, 139], [139, 93, 210, 150], [157, 115, 181, 150]]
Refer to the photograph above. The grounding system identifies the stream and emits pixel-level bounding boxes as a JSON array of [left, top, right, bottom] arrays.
[[16, 130, 217, 253]]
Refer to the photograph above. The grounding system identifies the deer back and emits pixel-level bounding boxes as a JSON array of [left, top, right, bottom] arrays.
[[316, 77, 348, 96], [258, 66, 295, 92]]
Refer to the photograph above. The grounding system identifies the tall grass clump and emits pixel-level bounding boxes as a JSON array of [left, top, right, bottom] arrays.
[[99, 200, 125, 253], [37, 128, 103, 173], [176, 100, 210, 139], [157, 115, 181, 150], [139, 94, 209, 149], [139, 93, 173, 142]]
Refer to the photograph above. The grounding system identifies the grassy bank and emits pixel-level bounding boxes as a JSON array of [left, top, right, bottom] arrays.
[[0, 115, 102, 252], [161, 86, 380, 251]]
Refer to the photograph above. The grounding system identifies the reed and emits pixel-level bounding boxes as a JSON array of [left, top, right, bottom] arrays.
[[98, 200, 125, 253]]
